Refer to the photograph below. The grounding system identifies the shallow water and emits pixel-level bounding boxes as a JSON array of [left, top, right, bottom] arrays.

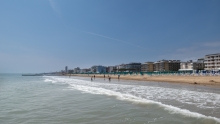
[[0, 74, 220, 124]]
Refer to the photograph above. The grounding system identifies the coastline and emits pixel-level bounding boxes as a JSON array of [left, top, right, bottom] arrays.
[[69, 74, 220, 87]]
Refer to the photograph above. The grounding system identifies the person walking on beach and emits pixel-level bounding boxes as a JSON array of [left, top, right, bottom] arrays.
[[94, 75, 95, 79], [118, 74, 120, 79], [109, 77, 111, 81], [91, 76, 93, 81]]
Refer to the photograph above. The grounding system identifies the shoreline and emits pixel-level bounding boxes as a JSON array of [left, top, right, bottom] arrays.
[[68, 74, 220, 87]]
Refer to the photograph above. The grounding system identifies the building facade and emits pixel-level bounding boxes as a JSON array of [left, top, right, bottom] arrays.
[[125, 62, 141, 72], [116, 63, 141, 72], [65, 66, 68, 73], [141, 62, 154, 72], [154, 60, 180, 71], [74, 67, 80, 73], [68, 69, 74, 74], [194, 58, 205, 70], [180, 59, 205, 71], [106, 66, 115, 73], [91, 65, 106, 73], [204, 53, 220, 70], [116, 64, 126, 72], [180, 60, 193, 70], [80, 69, 90, 73]]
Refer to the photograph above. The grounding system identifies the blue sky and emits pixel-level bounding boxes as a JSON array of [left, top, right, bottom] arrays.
[[0, 0, 220, 73]]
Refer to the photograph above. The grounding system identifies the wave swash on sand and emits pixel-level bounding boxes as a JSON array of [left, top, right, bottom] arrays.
[[44, 76, 220, 123]]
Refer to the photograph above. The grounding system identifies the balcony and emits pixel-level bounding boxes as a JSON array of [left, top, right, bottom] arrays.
[[205, 60, 220, 63], [204, 68, 208, 70], [205, 65, 215, 67], [204, 61, 214, 64]]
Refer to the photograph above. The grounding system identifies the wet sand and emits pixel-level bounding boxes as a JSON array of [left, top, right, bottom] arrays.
[[70, 74, 220, 87]]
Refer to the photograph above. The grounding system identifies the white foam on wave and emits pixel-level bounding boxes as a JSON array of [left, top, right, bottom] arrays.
[[44, 79, 57, 83], [44, 76, 220, 122]]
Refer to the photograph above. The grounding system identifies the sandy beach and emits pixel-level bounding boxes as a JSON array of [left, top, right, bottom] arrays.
[[70, 74, 220, 87]]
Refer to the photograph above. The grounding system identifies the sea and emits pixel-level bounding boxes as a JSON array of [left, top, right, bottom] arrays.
[[0, 73, 220, 124]]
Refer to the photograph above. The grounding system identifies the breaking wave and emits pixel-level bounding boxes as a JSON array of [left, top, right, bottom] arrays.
[[43, 76, 220, 123]]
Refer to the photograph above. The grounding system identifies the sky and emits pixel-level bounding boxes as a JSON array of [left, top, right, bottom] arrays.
[[0, 0, 220, 73]]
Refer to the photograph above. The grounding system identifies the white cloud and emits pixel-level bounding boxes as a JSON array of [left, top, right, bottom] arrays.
[[202, 42, 220, 47], [159, 41, 220, 61], [49, 0, 61, 18], [84, 31, 148, 50]]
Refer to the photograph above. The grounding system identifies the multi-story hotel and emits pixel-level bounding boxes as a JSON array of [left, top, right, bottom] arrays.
[[195, 58, 205, 70], [179, 60, 194, 71], [204, 53, 220, 71], [141, 62, 154, 72], [179, 59, 204, 71], [74, 67, 80, 73], [125, 62, 141, 72], [106, 66, 115, 73], [116, 63, 141, 72], [91, 65, 107, 73], [154, 60, 180, 71]]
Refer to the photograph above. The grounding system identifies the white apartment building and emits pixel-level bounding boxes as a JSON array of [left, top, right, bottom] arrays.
[[91, 65, 106, 73], [74, 67, 80, 73], [107, 66, 115, 73], [115, 64, 126, 72], [179, 59, 205, 71], [179, 60, 194, 71], [80, 69, 90, 73], [204, 53, 220, 71]]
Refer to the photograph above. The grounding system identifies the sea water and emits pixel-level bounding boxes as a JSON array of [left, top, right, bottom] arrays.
[[1, 74, 220, 124]]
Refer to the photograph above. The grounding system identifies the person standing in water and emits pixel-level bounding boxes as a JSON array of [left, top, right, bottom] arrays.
[[91, 76, 93, 81], [109, 77, 111, 81]]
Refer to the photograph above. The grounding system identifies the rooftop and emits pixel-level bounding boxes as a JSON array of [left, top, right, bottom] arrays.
[[205, 53, 220, 56]]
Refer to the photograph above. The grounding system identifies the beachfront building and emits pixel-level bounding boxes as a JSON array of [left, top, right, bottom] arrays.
[[180, 60, 193, 69], [65, 66, 68, 73], [74, 67, 80, 74], [116, 64, 126, 72], [106, 66, 115, 73], [91, 65, 107, 73], [112, 66, 118, 72], [80, 69, 90, 73], [115, 63, 141, 72], [179, 60, 194, 71], [179, 59, 205, 71], [68, 69, 74, 74], [204, 53, 220, 71], [154, 60, 180, 72], [141, 62, 154, 72], [125, 62, 142, 72], [195, 58, 205, 70]]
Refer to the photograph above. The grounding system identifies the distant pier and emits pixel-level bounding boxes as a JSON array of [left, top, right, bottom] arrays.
[[22, 73, 64, 76], [22, 74, 44, 76]]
